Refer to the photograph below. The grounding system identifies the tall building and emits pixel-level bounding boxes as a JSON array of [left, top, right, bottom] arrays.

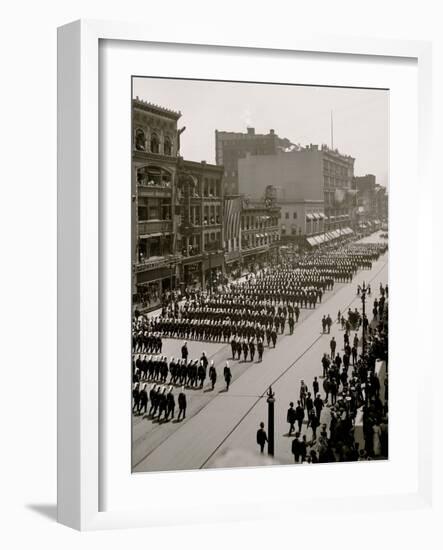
[[215, 127, 294, 194], [238, 144, 355, 232], [132, 98, 182, 309]]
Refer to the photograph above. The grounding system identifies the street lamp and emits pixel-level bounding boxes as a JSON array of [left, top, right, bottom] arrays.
[[266, 386, 275, 456], [359, 281, 368, 357]]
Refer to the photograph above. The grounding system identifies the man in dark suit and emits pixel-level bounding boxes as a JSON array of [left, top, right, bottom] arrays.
[[287, 402, 297, 435], [291, 432, 302, 463], [295, 400, 305, 433], [256, 422, 268, 453]]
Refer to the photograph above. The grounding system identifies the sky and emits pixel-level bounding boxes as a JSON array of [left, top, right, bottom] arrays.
[[133, 77, 389, 187]]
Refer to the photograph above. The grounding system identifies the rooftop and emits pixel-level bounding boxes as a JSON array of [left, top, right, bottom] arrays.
[[133, 97, 182, 120]]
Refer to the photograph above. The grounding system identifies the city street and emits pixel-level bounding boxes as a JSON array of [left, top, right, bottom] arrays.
[[133, 231, 388, 472]]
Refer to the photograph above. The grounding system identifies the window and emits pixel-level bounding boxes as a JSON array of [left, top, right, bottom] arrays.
[[285, 212, 289, 219], [150, 133, 160, 154], [164, 136, 172, 156], [135, 129, 146, 151], [138, 205, 148, 221], [144, 198, 159, 220], [293, 212, 297, 219]]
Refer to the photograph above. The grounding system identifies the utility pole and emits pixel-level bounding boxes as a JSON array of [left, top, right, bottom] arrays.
[[266, 386, 275, 456], [360, 281, 368, 356]]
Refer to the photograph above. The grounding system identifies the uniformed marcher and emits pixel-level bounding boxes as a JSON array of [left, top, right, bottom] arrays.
[[209, 361, 217, 390], [181, 341, 189, 361], [149, 384, 158, 416], [257, 338, 264, 362], [224, 361, 232, 391], [177, 386, 187, 421], [138, 383, 148, 415], [132, 383, 140, 413], [157, 387, 168, 421], [249, 339, 255, 362], [166, 386, 175, 420]]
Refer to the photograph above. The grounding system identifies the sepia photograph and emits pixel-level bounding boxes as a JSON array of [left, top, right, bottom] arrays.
[[131, 77, 389, 473]]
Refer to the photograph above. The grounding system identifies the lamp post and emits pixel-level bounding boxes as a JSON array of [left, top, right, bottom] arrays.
[[359, 281, 368, 357], [266, 386, 275, 456]]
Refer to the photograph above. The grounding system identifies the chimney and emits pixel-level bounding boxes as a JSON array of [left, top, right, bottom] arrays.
[[247, 127, 255, 135], [269, 129, 275, 135]]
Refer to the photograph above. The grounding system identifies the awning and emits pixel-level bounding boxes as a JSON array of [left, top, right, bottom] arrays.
[[306, 236, 318, 246], [329, 215, 336, 220], [306, 213, 314, 220], [312, 213, 321, 220], [318, 212, 326, 219], [139, 232, 162, 238], [315, 234, 325, 244], [255, 234, 260, 238], [331, 230, 341, 238]]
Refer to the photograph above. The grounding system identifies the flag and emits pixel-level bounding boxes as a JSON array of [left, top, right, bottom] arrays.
[[224, 197, 242, 242]]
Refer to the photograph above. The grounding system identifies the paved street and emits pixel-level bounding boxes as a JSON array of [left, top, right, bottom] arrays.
[[133, 232, 388, 472]]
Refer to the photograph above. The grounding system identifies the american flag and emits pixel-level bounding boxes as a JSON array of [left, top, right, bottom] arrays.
[[224, 196, 242, 242]]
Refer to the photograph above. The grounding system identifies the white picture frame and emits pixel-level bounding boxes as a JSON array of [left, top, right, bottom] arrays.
[[57, 19, 433, 531]]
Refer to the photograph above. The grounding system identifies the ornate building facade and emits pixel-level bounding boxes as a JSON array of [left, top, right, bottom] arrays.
[[177, 159, 225, 289], [132, 99, 182, 309]]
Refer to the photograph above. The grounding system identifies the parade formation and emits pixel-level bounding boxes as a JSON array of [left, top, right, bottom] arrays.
[[132, 233, 389, 469]]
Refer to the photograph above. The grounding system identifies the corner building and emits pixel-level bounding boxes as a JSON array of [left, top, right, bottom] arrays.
[[132, 98, 182, 310]]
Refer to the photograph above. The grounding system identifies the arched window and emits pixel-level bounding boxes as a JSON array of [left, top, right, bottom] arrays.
[[164, 136, 172, 156], [135, 129, 146, 151], [150, 133, 160, 153]]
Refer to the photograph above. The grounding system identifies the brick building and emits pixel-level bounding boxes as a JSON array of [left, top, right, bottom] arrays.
[[215, 127, 294, 195], [177, 159, 225, 289]]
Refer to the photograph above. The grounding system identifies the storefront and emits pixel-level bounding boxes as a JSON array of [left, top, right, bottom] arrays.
[[182, 260, 202, 288], [134, 265, 176, 310]]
